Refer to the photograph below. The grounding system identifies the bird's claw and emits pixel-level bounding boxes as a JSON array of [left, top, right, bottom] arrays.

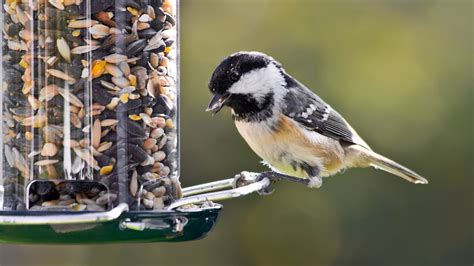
[[256, 179, 277, 195], [233, 171, 278, 196], [256, 171, 280, 195]]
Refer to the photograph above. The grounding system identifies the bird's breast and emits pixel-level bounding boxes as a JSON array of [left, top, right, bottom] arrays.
[[234, 115, 346, 178]]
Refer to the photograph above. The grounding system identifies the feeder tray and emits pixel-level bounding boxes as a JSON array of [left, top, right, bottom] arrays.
[[0, 173, 270, 244]]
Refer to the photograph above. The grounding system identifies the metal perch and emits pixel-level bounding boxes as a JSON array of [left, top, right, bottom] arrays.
[[168, 171, 310, 210]]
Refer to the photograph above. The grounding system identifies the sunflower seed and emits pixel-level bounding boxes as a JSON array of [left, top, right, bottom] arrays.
[[116, 98, 142, 113], [8, 40, 27, 51], [150, 128, 165, 139], [12, 148, 29, 177], [70, 113, 82, 128], [139, 14, 152, 22], [28, 95, 42, 110], [39, 85, 60, 101], [144, 35, 165, 52], [139, 113, 156, 128], [126, 39, 147, 57], [143, 138, 157, 150], [119, 119, 146, 138], [152, 151, 166, 162], [46, 69, 76, 83], [49, 0, 65, 10], [105, 63, 123, 77], [58, 88, 84, 107], [73, 148, 99, 170], [97, 142, 113, 152], [68, 19, 98, 28], [150, 52, 160, 68], [71, 45, 100, 54], [118, 62, 131, 76], [4, 145, 15, 168], [71, 156, 83, 174], [104, 54, 128, 64], [41, 143, 59, 157], [57, 37, 71, 63], [35, 160, 59, 166], [130, 170, 138, 197], [89, 24, 110, 37], [63, 139, 80, 148], [101, 119, 118, 127], [111, 76, 131, 88], [92, 119, 101, 149]]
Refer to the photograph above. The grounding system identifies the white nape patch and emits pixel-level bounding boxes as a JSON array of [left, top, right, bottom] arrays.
[[228, 63, 286, 105]]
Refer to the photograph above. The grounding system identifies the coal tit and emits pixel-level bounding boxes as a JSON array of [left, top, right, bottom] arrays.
[[207, 51, 428, 188]]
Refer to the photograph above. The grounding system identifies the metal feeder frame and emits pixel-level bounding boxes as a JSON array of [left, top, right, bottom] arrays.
[[0, 173, 270, 244]]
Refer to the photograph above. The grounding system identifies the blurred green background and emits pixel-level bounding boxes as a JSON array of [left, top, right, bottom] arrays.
[[1, 0, 472, 265]]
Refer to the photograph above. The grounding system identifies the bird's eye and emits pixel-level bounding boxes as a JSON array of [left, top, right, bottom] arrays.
[[229, 71, 240, 82]]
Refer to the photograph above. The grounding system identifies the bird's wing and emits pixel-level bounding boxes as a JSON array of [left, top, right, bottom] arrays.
[[282, 81, 370, 149]]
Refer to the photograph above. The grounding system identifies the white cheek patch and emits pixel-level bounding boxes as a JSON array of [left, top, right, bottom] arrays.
[[228, 63, 286, 103]]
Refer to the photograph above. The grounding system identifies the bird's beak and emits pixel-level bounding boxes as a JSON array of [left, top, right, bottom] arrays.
[[206, 93, 230, 114]]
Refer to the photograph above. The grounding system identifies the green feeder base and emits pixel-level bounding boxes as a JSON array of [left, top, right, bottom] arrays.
[[0, 207, 221, 244]]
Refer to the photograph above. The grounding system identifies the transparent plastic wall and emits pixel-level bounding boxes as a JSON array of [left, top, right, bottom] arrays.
[[1, 0, 179, 211]]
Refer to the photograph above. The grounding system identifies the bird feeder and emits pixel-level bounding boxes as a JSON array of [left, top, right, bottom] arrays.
[[0, 0, 272, 244]]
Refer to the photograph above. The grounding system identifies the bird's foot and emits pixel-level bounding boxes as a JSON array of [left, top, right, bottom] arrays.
[[233, 171, 278, 195], [255, 171, 280, 195]]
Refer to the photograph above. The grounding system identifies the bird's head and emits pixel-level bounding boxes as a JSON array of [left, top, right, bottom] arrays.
[[207, 51, 286, 118]]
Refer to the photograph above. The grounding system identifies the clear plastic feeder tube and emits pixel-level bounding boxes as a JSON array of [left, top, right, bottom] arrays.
[[1, 0, 179, 211]]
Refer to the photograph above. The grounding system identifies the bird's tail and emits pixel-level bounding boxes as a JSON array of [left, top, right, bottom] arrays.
[[348, 145, 428, 184]]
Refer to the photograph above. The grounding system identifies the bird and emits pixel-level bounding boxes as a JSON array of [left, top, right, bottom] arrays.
[[206, 51, 428, 188]]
